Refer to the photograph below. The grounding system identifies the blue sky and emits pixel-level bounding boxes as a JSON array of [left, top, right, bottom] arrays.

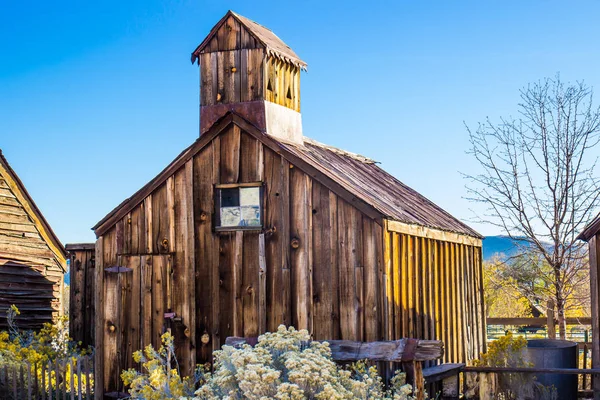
[[2, 0, 600, 243]]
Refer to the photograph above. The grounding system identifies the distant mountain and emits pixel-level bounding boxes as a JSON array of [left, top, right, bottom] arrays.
[[482, 235, 533, 262]]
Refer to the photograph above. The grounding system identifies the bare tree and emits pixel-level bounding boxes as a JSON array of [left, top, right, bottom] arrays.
[[465, 76, 600, 339]]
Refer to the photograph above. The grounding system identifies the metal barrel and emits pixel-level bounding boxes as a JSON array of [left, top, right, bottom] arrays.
[[526, 339, 578, 400]]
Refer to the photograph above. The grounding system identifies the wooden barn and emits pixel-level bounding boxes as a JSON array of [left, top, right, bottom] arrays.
[[91, 11, 486, 396], [0, 150, 66, 329]]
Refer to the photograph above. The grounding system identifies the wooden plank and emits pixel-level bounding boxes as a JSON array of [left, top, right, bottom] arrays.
[[193, 145, 218, 362], [249, 49, 263, 101], [144, 196, 153, 254], [239, 133, 262, 182], [102, 254, 119, 393], [172, 162, 195, 376], [201, 52, 214, 106], [151, 184, 169, 254], [233, 231, 244, 336], [122, 256, 139, 373], [225, 337, 444, 362], [240, 49, 249, 102], [392, 232, 401, 339], [407, 235, 415, 338], [218, 233, 235, 342], [216, 51, 225, 103], [338, 199, 361, 340], [139, 255, 153, 351], [290, 167, 312, 332], [151, 255, 168, 349], [363, 217, 379, 342], [258, 233, 267, 334], [386, 220, 482, 247], [219, 124, 241, 184], [242, 232, 259, 336], [590, 235, 600, 399], [383, 222, 393, 341], [311, 181, 335, 340]]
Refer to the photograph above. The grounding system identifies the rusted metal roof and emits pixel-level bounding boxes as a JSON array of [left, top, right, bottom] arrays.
[[191, 10, 307, 70], [274, 137, 482, 238]]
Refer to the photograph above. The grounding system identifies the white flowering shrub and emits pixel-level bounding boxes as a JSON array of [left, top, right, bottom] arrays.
[[194, 325, 419, 400]]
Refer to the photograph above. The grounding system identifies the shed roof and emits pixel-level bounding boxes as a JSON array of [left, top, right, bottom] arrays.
[[281, 138, 482, 238], [577, 213, 600, 242], [0, 150, 67, 270], [191, 10, 307, 70], [93, 113, 481, 239]]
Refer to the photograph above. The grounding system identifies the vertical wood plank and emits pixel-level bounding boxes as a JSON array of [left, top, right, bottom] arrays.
[[233, 231, 244, 337], [172, 162, 196, 375], [362, 216, 380, 342], [258, 233, 267, 334], [590, 235, 600, 398], [151, 255, 168, 349], [392, 233, 401, 339], [311, 181, 335, 340], [140, 255, 153, 350], [383, 222, 393, 341], [145, 196, 153, 254], [242, 232, 259, 337], [290, 167, 312, 332], [220, 125, 241, 184], [193, 145, 219, 362]]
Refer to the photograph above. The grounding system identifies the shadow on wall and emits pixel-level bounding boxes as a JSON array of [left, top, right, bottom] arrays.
[[0, 261, 58, 330]]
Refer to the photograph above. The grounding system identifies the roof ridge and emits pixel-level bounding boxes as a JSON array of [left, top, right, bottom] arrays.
[[302, 137, 377, 164]]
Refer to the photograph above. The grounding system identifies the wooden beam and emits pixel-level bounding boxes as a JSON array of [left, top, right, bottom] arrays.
[[386, 220, 481, 247], [589, 235, 600, 400], [486, 317, 591, 325], [225, 337, 444, 362]]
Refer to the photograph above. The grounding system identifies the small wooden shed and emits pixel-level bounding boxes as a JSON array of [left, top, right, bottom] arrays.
[[91, 11, 486, 396], [0, 150, 66, 329]]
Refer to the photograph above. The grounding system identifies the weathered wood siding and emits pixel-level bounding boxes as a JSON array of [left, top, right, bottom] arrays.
[[383, 225, 486, 364], [0, 176, 63, 329], [94, 124, 386, 396], [94, 122, 485, 396], [198, 15, 300, 112], [199, 15, 264, 107], [66, 244, 96, 349]]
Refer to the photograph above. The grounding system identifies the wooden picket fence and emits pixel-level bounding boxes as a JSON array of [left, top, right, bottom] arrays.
[[0, 355, 93, 400]]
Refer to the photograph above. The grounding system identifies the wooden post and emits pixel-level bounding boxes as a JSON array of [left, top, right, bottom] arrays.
[[547, 299, 556, 339], [478, 372, 497, 400], [589, 235, 600, 400]]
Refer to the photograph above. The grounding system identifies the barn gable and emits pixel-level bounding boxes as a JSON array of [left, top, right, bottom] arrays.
[[191, 10, 306, 69], [93, 112, 479, 240], [0, 151, 66, 270], [0, 150, 66, 328]]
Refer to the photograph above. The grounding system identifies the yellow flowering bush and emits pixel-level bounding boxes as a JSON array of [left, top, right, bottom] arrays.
[[121, 332, 196, 399], [0, 305, 92, 396], [471, 332, 556, 400]]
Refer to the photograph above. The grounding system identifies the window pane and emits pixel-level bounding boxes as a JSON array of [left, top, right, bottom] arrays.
[[220, 207, 241, 227], [240, 187, 260, 206], [241, 206, 261, 226], [221, 188, 240, 207]]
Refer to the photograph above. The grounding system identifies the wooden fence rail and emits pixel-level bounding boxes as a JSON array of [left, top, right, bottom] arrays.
[[0, 355, 93, 400]]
